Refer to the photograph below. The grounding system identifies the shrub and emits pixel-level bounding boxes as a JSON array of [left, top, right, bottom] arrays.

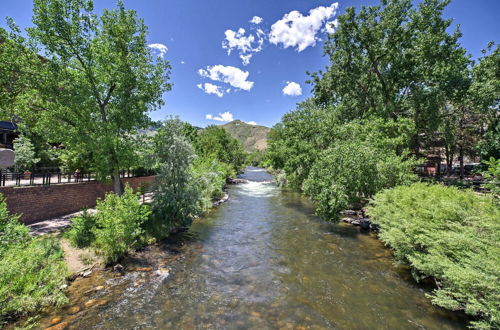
[[0, 237, 68, 324], [368, 183, 500, 329], [482, 157, 500, 195], [64, 210, 97, 248], [93, 186, 151, 264], [303, 141, 417, 220], [0, 194, 29, 258], [192, 157, 232, 203]]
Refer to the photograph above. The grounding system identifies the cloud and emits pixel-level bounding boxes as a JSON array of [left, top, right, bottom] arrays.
[[148, 43, 168, 58], [269, 3, 339, 52], [250, 16, 263, 24], [198, 65, 254, 91], [205, 112, 234, 122], [246, 121, 257, 125], [181, 60, 185, 64], [324, 19, 338, 34], [222, 27, 264, 65], [240, 54, 253, 66], [197, 83, 224, 97], [282, 81, 302, 96]]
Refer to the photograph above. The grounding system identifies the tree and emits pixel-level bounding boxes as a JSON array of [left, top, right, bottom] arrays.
[[310, 0, 470, 156], [13, 0, 170, 194], [150, 118, 201, 237], [195, 126, 245, 172], [13, 135, 40, 171]]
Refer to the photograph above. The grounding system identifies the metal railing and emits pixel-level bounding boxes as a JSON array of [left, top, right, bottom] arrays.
[[0, 169, 156, 187]]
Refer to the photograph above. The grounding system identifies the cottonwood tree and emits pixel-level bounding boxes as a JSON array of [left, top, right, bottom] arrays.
[[310, 0, 470, 156], [15, 0, 170, 194]]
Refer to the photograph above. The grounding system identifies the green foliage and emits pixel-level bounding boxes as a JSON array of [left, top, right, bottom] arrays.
[[0, 194, 29, 258], [368, 183, 500, 329], [192, 157, 233, 202], [0, 237, 68, 325], [93, 186, 151, 264], [150, 118, 202, 238], [13, 135, 40, 171], [64, 210, 97, 248], [247, 150, 267, 167], [482, 157, 500, 195], [311, 0, 469, 148], [303, 141, 417, 220], [8, 0, 171, 193], [195, 125, 246, 173]]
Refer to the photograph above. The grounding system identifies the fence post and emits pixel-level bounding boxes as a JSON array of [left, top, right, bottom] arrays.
[[30, 173, 34, 185], [58, 173, 61, 184]]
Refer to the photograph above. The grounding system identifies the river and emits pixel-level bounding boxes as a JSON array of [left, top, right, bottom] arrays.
[[40, 167, 467, 329]]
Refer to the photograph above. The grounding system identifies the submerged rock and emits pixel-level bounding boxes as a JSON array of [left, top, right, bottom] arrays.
[[84, 299, 97, 308], [45, 321, 68, 330], [67, 306, 81, 315], [359, 218, 371, 230]]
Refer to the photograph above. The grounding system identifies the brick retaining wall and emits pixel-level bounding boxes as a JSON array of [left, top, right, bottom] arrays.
[[0, 176, 156, 225]]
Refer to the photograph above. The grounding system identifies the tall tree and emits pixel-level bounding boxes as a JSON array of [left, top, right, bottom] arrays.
[[14, 0, 171, 194], [310, 0, 470, 155]]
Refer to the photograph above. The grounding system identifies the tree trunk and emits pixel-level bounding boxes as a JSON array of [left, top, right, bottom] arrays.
[[459, 145, 465, 180], [112, 169, 124, 195], [445, 144, 454, 176]]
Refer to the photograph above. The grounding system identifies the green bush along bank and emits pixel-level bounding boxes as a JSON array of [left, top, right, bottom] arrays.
[[368, 183, 500, 329], [0, 194, 68, 325]]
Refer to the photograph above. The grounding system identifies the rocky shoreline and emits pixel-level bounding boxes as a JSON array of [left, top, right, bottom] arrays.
[[340, 209, 379, 232]]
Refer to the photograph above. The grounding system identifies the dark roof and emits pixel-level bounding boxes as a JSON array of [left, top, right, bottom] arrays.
[[0, 121, 17, 131]]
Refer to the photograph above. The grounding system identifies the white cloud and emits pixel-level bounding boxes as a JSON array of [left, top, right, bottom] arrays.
[[222, 27, 264, 65], [282, 81, 302, 96], [269, 3, 339, 52], [148, 43, 168, 58], [198, 65, 254, 91], [181, 60, 185, 64], [325, 19, 338, 34], [247, 121, 257, 125], [240, 54, 253, 66], [205, 112, 234, 122], [250, 16, 263, 24], [197, 83, 224, 97]]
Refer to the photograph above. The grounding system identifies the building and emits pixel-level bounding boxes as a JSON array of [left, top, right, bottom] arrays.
[[0, 121, 18, 149]]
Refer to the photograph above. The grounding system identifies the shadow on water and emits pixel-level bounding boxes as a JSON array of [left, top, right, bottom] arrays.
[[33, 166, 469, 329]]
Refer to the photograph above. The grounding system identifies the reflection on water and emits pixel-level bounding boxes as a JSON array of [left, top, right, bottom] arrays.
[[45, 167, 467, 329]]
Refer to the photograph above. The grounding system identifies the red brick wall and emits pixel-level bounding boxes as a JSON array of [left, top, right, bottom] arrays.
[[0, 176, 156, 225]]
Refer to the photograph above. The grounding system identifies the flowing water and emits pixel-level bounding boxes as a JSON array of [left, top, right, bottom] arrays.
[[41, 167, 467, 329]]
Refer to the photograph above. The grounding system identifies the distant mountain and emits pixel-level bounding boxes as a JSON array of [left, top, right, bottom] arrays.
[[221, 120, 271, 152]]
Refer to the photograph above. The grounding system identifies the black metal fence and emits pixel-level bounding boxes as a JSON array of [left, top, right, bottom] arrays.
[[0, 169, 156, 187]]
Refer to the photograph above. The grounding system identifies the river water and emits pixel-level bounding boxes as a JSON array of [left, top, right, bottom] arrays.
[[42, 167, 467, 329]]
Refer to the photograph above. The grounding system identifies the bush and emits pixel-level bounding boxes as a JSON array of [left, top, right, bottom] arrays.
[[482, 157, 500, 195], [192, 157, 233, 203], [93, 186, 151, 264], [303, 141, 417, 220], [0, 194, 29, 258], [64, 210, 97, 248], [0, 237, 68, 324], [368, 183, 500, 329]]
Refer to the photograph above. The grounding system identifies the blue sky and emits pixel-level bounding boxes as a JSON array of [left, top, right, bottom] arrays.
[[1, 0, 499, 128]]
